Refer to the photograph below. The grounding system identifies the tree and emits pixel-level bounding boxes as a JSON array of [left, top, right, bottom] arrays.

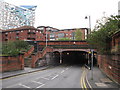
[[2, 40, 30, 56], [87, 15, 120, 54], [58, 37, 71, 41], [75, 29, 82, 40]]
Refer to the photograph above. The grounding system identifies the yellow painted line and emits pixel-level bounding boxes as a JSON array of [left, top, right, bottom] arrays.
[[86, 74, 92, 89], [80, 66, 88, 90], [85, 69, 92, 90], [83, 69, 87, 90], [80, 66, 84, 90]]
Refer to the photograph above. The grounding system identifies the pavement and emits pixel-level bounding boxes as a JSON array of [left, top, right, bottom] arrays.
[[0, 66, 50, 79], [86, 66, 120, 89], [1, 65, 120, 89]]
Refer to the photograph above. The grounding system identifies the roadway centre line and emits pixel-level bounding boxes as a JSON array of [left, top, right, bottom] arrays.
[[32, 81, 43, 84], [51, 74, 59, 80], [66, 68, 69, 70], [40, 77, 50, 80], [19, 83, 30, 88], [36, 84, 45, 88], [61, 70, 65, 73]]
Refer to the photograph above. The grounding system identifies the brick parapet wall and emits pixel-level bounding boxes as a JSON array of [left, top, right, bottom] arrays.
[[97, 54, 120, 84], [0, 54, 24, 72], [24, 46, 34, 58], [31, 47, 53, 68]]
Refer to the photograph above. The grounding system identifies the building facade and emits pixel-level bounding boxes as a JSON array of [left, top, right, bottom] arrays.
[[2, 26, 88, 42], [2, 26, 44, 42], [37, 26, 88, 41], [0, 1, 37, 30], [118, 1, 120, 15]]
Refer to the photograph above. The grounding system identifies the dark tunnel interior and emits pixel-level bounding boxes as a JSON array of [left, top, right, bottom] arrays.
[[53, 51, 92, 65]]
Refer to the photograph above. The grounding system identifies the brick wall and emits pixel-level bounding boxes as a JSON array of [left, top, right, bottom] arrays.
[[24, 46, 34, 58], [97, 54, 120, 84], [31, 47, 53, 68], [0, 54, 24, 72]]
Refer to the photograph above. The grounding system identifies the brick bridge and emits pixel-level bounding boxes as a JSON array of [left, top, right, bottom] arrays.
[[27, 41, 96, 68]]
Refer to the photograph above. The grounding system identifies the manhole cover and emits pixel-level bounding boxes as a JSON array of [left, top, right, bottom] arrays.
[[95, 83, 107, 87]]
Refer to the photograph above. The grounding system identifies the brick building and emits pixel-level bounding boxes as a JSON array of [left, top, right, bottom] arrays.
[[2, 26, 88, 42], [1, 26, 45, 42], [37, 26, 88, 41]]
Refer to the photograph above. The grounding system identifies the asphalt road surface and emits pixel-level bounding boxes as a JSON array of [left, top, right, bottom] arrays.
[[2, 65, 84, 88]]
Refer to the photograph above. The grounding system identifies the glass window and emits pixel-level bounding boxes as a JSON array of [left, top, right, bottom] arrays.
[[50, 33, 55, 38], [58, 33, 65, 38]]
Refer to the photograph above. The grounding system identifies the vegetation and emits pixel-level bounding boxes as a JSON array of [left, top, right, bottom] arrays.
[[2, 40, 31, 56], [75, 29, 82, 40], [87, 15, 120, 54], [58, 37, 71, 41]]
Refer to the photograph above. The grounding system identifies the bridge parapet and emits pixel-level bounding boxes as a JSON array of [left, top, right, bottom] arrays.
[[31, 47, 53, 68]]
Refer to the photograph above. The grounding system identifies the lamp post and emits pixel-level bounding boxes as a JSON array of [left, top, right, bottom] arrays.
[[60, 41, 62, 64], [85, 16, 91, 34], [85, 15, 93, 80]]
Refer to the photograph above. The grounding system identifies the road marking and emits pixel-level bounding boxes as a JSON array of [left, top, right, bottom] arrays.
[[19, 83, 30, 88], [82, 70, 87, 89], [86, 72, 92, 89], [36, 84, 45, 88], [51, 74, 59, 80], [80, 66, 89, 90], [66, 68, 69, 70], [80, 67, 84, 89], [40, 77, 49, 80], [32, 81, 43, 84], [61, 70, 65, 73]]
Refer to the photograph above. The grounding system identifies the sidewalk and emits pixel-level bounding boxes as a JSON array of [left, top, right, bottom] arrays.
[[0, 66, 50, 79], [86, 66, 120, 89]]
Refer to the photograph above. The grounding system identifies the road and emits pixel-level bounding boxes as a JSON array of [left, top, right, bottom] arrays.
[[2, 65, 88, 88]]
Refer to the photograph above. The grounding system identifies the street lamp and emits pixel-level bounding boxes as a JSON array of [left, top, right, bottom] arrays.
[[85, 16, 91, 34], [85, 15, 93, 80]]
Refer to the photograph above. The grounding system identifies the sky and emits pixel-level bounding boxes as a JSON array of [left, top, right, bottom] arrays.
[[4, 0, 120, 29]]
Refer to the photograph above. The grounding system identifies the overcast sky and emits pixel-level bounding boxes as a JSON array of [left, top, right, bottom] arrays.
[[4, 0, 120, 29]]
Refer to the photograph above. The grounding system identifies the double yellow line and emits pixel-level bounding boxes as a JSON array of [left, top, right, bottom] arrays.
[[80, 66, 92, 90]]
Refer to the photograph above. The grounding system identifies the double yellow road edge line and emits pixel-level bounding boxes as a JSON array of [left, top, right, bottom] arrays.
[[80, 66, 92, 90]]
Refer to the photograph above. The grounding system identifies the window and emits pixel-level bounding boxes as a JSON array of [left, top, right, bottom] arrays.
[[58, 33, 65, 38], [50, 33, 55, 38], [71, 32, 75, 40]]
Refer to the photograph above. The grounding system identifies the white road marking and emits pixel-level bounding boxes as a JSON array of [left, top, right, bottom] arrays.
[[19, 83, 30, 88], [36, 84, 45, 88], [51, 75, 59, 80], [66, 68, 69, 70], [40, 77, 49, 80], [32, 81, 43, 84], [61, 70, 65, 73]]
